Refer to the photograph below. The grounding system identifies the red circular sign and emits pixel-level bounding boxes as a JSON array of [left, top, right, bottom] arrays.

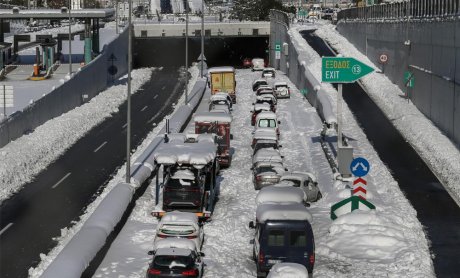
[[379, 53, 388, 64]]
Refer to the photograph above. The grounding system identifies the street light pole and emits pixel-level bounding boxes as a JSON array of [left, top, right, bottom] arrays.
[[68, 0, 72, 75], [126, 0, 133, 183], [185, 1, 189, 104], [200, 0, 204, 78]]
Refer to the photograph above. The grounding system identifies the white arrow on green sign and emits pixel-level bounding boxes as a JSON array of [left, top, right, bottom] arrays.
[[322, 57, 374, 83]]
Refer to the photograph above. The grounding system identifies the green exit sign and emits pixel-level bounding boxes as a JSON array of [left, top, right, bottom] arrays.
[[322, 57, 374, 83]]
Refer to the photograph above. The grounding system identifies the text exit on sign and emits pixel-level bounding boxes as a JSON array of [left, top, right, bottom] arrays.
[[322, 57, 374, 83]]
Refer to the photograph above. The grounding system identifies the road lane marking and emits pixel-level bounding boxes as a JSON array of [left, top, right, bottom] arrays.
[[93, 141, 107, 153], [154, 95, 158, 100], [161, 86, 166, 90], [0, 223, 13, 236], [51, 173, 71, 189], [122, 123, 127, 129], [141, 105, 148, 112]]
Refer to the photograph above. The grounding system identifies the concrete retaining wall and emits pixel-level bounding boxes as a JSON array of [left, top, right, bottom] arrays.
[[0, 28, 129, 148], [336, 21, 460, 146]]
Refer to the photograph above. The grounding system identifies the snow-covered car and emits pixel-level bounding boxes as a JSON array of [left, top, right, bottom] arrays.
[[243, 58, 252, 68], [154, 211, 205, 250], [256, 88, 276, 98], [255, 111, 280, 138], [261, 68, 276, 78], [252, 161, 288, 190], [249, 203, 314, 276], [252, 58, 265, 71], [252, 79, 269, 91], [209, 92, 232, 112], [266, 262, 309, 278], [252, 148, 283, 166], [252, 127, 278, 148], [254, 95, 277, 112], [273, 82, 290, 99], [147, 238, 205, 278], [280, 172, 322, 203], [321, 8, 335, 20], [255, 85, 273, 95], [255, 184, 306, 205], [253, 139, 280, 155], [251, 103, 272, 126]]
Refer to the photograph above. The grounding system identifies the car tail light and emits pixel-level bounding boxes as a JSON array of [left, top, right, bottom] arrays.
[[252, 139, 256, 146], [258, 251, 264, 265], [157, 234, 168, 238], [182, 268, 198, 276], [148, 268, 161, 275], [309, 254, 315, 265], [193, 199, 201, 205], [187, 235, 197, 239], [256, 175, 262, 181]]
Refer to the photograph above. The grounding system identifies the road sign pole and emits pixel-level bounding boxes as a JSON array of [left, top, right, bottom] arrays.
[[3, 85, 5, 118], [337, 83, 343, 147]]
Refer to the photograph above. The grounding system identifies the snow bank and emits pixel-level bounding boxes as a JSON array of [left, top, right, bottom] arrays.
[[314, 22, 460, 205]]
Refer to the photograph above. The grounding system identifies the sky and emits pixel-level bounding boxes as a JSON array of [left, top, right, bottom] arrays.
[[3, 19, 457, 277]]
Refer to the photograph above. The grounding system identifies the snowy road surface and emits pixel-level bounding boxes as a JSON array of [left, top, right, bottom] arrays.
[[92, 69, 433, 277]]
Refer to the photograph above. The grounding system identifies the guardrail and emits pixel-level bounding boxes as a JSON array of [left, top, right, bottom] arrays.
[[338, 0, 460, 21]]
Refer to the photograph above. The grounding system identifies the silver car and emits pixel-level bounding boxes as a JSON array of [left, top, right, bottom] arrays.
[[252, 161, 287, 190], [280, 172, 322, 203]]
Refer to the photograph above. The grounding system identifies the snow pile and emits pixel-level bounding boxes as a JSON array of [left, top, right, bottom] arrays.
[[267, 263, 309, 278], [314, 23, 460, 204], [0, 68, 154, 203], [317, 209, 432, 276]]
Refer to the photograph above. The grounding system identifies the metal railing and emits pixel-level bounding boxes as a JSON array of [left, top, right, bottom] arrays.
[[338, 0, 460, 21]]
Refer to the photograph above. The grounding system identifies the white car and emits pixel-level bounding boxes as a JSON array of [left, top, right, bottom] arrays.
[[252, 58, 265, 71], [261, 68, 276, 78], [280, 172, 322, 203], [154, 211, 205, 250], [273, 81, 291, 99]]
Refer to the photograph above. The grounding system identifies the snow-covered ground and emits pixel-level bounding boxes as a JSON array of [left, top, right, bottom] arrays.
[[91, 69, 433, 277], [308, 22, 460, 206]]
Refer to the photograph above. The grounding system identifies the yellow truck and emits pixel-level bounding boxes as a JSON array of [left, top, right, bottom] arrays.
[[208, 66, 236, 103]]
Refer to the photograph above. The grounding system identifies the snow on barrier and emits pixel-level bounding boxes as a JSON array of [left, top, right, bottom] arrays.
[[41, 74, 208, 278]]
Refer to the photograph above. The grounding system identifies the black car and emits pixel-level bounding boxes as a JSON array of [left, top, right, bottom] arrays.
[[163, 167, 206, 211], [146, 247, 204, 277]]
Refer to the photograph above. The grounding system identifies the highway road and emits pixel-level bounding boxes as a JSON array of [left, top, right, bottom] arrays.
[[0, 68, 186, 278]]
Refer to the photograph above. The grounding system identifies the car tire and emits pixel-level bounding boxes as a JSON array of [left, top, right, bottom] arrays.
[[317, 192, 322, 201]]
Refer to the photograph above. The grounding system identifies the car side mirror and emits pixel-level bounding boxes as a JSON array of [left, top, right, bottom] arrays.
[[249, 221, 255, 229], [278, 121, 281, 124], [230, 134, 234, 140], [250, 167, 254, 170], [148, 250, 155, 255], [278, 145, 282, 148], [249, 239, 255, 244], [252, 103, 255, 105], [285, 168, 289, 171], [199, 252, 205, 257]]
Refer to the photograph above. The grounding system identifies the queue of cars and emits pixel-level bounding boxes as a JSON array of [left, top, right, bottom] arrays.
[[146, 67, 238, 277], [247, 69, 322, 277]]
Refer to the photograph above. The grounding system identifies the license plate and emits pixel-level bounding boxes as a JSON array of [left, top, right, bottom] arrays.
[[268, 259, 282, 264]]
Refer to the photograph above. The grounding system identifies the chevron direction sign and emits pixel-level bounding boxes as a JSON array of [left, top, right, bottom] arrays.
[[353, 177, 367, 200], [331, 196, 376, 220]]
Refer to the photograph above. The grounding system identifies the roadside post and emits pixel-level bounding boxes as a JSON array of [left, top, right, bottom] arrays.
[[331, 157, 375, 220], [0, 84, 13, 118], [321, 57, 374, 177], [404, 71, 414, 103], [275, 42, 281, 69], [378, 53, 388, 73]]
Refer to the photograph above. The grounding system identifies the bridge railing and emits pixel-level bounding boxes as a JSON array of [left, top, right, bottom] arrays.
[[338, 0, 460, 21]]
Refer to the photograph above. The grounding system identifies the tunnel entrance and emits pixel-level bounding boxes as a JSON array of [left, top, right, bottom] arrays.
[[134, 36, 269, 69]]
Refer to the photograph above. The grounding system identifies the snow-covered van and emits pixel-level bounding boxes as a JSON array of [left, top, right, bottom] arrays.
[[249, 203, 315, 277], [208, 66, 236, 103]]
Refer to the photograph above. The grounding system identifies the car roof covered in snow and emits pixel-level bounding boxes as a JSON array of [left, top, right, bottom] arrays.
[[256, 185, 305, 205], [281, 172, 317, 183], [154, 139, 217, 167], [253, 148, 283, 164], [256, 94, 276, 101], [253, 103, 271, 112], [256, 203, 312, 223], [210, 92, 231, 101], [160, 211, 199, 224], [252, 79, 268, 85], [253, 128, 278, 140], [256, 111, 277, 120], [194, 112, 232, 123], [254, 139, 278, 145], [208, 66, 235, 73], [263, 67, 276, 71], [267, 263, 309, 278], [254, 161, 286, 174], [154, 238, 197, 251]]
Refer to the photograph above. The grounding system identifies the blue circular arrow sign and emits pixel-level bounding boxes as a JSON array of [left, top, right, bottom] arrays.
[[350, 157, 370, 177]]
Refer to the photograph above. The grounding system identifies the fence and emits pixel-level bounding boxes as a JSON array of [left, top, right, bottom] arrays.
[[338, 0, 460, 21]]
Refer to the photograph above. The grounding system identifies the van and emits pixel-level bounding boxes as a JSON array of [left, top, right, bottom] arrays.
[[249, 203, 315, 277]]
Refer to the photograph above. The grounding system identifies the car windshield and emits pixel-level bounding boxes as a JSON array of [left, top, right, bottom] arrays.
[[281, 178, 301, 187], [153, 255, 194, 269], [258, 119, 276, 128], [160, 224, 196, 235]]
